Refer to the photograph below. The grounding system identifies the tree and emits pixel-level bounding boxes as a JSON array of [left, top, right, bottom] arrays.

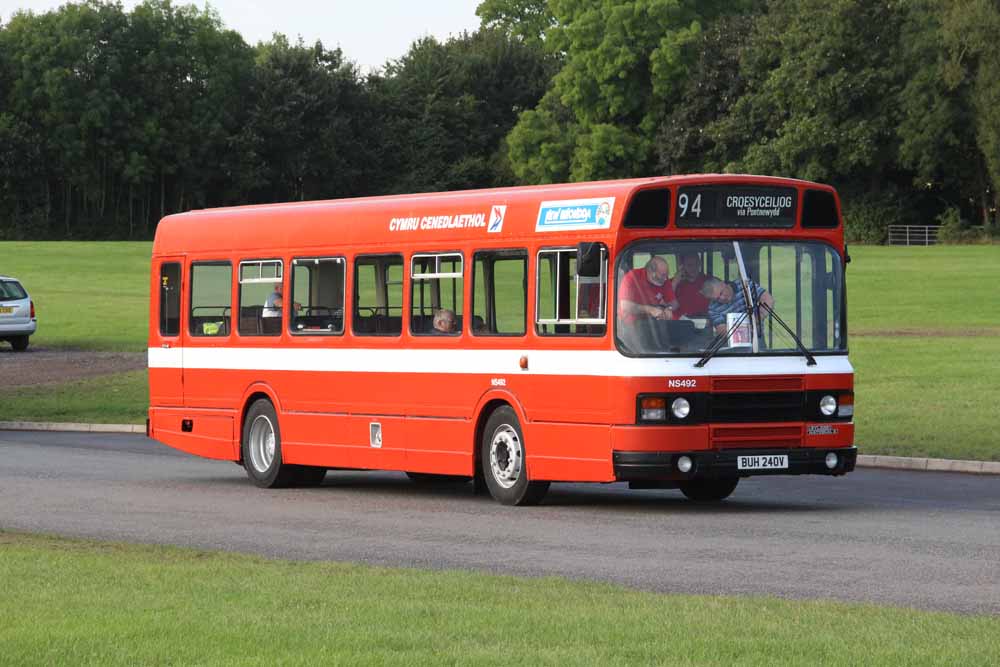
[[476, 0, 555, 49], [655, 12, 760, 175], [504, 0, 742, 183], [372, 28, 552, 194], [709, 0, 907, 191], [232, 36, 374, 203], [940, 0, 1000, 228]]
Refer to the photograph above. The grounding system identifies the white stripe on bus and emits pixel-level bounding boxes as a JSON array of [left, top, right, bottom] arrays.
[[148, 347, 852, 378]]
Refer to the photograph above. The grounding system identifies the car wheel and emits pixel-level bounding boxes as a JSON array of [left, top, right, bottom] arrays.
[[679, 477, 739, 502], [480, 406, 549, 506], [10, 336, 28, 352], [241, 398, 297, 488]]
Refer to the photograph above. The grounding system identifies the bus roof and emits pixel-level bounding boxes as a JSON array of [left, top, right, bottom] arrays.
[[152, 174, 835, 256]]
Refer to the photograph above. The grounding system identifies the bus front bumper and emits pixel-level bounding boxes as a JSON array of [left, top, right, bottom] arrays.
[[613, 446, 857, 481]]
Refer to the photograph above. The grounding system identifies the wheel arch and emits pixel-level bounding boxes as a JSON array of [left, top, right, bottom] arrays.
[[472, 389, 528, 476], [237, 382, 282, 462]]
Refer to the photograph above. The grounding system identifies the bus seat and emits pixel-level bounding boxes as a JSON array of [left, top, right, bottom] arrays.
[[240, 306, 262, 335], [261, 316, 281, 335]]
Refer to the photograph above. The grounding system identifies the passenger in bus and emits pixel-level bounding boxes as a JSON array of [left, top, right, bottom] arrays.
[[618, 256, 679, 324], [672, 252, 710, 317], [262, 282, 300, 318], [432, 308, 458, 334], [700, 276, 775, 335]]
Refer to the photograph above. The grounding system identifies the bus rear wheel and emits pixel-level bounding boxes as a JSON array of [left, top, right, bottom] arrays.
[[480, 406, 549, 506], [241, 398, 298, 488], [679, 477, 739, 502]]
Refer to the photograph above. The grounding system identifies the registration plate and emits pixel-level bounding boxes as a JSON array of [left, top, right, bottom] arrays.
[[737, 454, 788, 471], [0, 306, 13, 314]]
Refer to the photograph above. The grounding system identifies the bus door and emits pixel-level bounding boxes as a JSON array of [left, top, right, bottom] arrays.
[[151, 257, 184, 406]]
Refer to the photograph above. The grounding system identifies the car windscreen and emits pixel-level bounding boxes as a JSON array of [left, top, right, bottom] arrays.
[[0, 280, 27, 300], [615, 240, 845, 357]]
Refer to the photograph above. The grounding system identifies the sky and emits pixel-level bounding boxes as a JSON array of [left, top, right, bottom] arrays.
[[0, 0, 484, 71]]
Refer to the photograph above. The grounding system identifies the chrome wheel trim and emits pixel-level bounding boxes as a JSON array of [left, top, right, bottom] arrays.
[[489, 424, 522, 489], [248, 414, 276, 474]]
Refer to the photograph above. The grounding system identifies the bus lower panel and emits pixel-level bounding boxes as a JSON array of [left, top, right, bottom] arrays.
[[613, 446, 857, 481]]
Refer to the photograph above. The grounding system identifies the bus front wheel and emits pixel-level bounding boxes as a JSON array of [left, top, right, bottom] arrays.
[[480, 406, 549, 506], [241, 398, 299, 488], [679, 477, 739, 502]]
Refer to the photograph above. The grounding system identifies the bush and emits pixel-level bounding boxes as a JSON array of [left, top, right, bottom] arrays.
[[935, 208, 998, 244], [842, 195, 903, 244]]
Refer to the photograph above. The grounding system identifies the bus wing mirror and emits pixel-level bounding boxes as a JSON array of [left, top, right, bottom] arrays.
[[577, 242, 603, 277]]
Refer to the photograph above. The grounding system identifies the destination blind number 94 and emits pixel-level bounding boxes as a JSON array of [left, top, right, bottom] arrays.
[[678, 193, 702, 218]]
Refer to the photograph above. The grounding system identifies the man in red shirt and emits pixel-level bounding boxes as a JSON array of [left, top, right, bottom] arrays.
[[672, 252, 710, 317], [618, 256, 679, 324]]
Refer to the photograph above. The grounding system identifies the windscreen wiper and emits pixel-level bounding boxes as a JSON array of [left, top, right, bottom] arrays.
[[760, 302, 817, 366], [694, 309, 750, 368]]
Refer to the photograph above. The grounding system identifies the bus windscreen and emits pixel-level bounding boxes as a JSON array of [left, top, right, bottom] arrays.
[[616, 240, 844, 357]]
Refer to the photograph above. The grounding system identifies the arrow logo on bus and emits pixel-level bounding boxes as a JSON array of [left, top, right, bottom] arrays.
[[488, 205, 507, 233]]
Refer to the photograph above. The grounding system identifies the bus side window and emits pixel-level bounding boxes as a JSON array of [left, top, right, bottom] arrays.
[[536, 246, 607, 336], [238, 259, 282, 336], [411, 253, 463, 336], [354, 254, 403, 336], [159, 262, 181, 336], [290, 257, 345, 335], [472, 249, 526, 336], [189, 262, 232, 337]]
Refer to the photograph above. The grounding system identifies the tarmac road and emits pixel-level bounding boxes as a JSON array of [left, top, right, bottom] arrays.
[[1, 430, 997, 614]]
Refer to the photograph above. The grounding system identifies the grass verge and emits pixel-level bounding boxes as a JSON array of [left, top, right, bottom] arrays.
[[0, 370, 147, 424], [1, 532, 998, 666], [1, 241, 150, 351], [852, 336, 1000, 460]]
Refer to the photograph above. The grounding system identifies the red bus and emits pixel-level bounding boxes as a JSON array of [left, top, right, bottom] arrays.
[[148, 175, 855, 505]]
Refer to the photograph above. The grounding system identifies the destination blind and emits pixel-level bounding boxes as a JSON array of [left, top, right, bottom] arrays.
[[675, 185, 798, 228]]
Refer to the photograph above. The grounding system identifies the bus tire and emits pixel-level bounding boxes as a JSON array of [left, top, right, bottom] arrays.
[[679, 477, 739, 502], [241, 398, 297, 488], [480, 406, 549, 506], [10, 336, 29, 352]]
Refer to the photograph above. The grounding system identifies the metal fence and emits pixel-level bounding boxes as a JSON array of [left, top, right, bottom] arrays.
[[888, 225, 939, 246]]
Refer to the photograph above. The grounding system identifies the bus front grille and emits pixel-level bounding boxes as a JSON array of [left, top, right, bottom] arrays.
[[709, 392, 806, 423]]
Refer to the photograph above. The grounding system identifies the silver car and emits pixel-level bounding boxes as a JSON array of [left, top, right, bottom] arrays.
[[0, 275, 36, 351]]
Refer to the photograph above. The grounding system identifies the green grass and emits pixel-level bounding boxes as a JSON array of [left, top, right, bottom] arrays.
[[0, 371, 147, 424], [2, 532, 998, 667], [847, 245, 1000, 333], [852, 337, 1000, 460], [845, 246, 1000, 460], [1, 241, 150, 351]]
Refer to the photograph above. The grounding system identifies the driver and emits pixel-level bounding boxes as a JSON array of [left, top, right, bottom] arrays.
[[618, 257, 679, 324]]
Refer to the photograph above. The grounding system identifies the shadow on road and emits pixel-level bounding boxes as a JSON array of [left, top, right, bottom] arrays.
[[197, 469, 855, 514]]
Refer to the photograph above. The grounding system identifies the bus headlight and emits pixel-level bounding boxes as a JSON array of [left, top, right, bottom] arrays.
[[671, 397, 691, 419], [819, 395, 837, 416]]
